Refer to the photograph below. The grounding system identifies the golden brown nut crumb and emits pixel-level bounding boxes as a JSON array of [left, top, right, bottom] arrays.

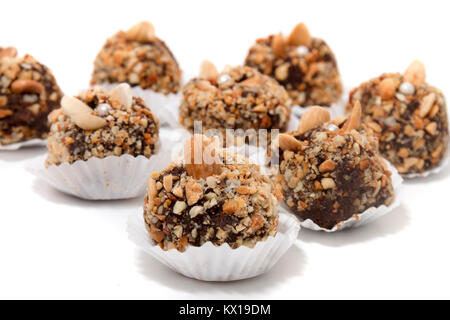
[[91, 22, 182, 95]]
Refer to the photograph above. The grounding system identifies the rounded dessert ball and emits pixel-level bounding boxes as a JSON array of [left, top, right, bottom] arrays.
[[179, 61, 291, 139], [46, 84, 159, 166], [0, 47, 63, 145], [277, 104, 395, 230], [144, 135, 281, 252], [245, 23, 342, 107], [91, 21, 182, 95], [347, 61, 449, 176]]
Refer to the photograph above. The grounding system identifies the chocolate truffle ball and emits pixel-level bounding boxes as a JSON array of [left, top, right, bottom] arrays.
[[179, 62, 291, 142], [245, 23, 342, 107], [347, 61, 449, 176], [0, 47, 63, 145], [144, 135, 281, 252], [91, 21, 182, 95], [46, 84, 159, 166], [277, 104, 395, 230]]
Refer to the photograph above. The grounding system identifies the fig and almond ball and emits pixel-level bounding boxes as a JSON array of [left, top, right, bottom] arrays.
[[347, 61, 449, 176], [245, 23, 342, 107], [179, 61, 291, 142], [0, 47, 63, 145], [46, 84, 159, 166], [277, 104, 395, 230], [144, 135, 281, 252], [91, 21, 182, 95]]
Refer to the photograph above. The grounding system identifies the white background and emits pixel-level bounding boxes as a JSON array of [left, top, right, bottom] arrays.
[[1, 0, 449, 299]]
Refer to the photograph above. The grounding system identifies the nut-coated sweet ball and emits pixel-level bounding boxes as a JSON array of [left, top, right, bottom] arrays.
[[46, 84, 159, 166], [245, 23, 342, 107], [179, 61, 291, 143], [277, 104, 395, 230], [0, 47, 63, 145], [144, 135, 281, 252], [91, 21, 182, 95], [347, 61, 449, 176]]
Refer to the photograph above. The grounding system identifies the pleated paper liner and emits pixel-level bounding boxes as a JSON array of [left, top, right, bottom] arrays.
[[127, 208, 300, 282], [26, 128, 190, 200]]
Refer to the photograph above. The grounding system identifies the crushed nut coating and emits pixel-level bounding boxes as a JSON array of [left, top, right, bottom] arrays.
[[144, 139, 280, 252], [278, 108, 394, 230], [91, 22, 182, 95], [46, 86, 159, 166], [0, 49, 63, 145], [347, 70, 449, 176], [245, 25, 342, 107], [179, 65, 291, 138]]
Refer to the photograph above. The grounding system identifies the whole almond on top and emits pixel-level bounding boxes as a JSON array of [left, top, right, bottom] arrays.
[[278, 133, 303, 151], [184, 135, 223, 179], [62, 95, 94, 117], [404, 60, 426, 87], [0, 47, 18, 59], [287, 23, 312, 47], [196, 80, 216, 91], [272, 32, 285, 57], [11, 79, 44, 94], [110, 83, 132, 109], [298, 106, 331, 134], [70, 112, 108, 131], [239, 76, 263, 87], [199, 60, 219, 83], [378, 78, 396, 100], [343, 101, 362, 132], [61, 95, 107, 131], [418, 93, 436, 118], [126, 21, 155, 43]]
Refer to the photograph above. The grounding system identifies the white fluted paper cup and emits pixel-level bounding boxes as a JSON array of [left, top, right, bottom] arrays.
[[285, 161, 403, 232], [27, 153, 168, 200], [26, 128, 190, 200], [127, 209, 300, 282], [0, 138, 47, 151]]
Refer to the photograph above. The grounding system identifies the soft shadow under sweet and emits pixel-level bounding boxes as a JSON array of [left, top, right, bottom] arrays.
[[136, 244, 306, 296], [298, 204, 410, 247], [32, 178, 143, 209], [0, 147, 46, 163]]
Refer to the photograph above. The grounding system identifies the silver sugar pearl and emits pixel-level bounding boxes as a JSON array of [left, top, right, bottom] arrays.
[[297, 46, 309, 56], [327, 124, 339, 132], [218, 73, 231, 84], [399, 82, 415, 96], [96, 103, 111, 117]]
